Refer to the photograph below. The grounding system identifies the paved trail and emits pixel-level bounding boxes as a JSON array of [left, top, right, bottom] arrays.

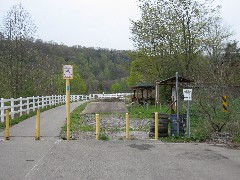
[[0, 101, 88, 180], [0, 100, 239, 180]]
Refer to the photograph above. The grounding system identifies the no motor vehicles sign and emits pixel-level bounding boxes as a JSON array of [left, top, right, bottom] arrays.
[[63, 65, 73, 79]]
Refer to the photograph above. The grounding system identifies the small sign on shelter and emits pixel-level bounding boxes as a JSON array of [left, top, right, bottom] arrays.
[[63, 65, 73, 79], [183, 89, 192, 101]]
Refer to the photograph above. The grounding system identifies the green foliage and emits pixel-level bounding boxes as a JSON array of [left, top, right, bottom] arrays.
[[128, 105, 169, 119], [110, 82, 122, 93], [99, 133, 109, 141], [61, 102, 91, 138], [127, 52, 160, 86], [233, 134, 240, 144]]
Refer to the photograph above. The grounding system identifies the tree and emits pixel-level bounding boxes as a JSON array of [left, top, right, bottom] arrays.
[[194, 41, 240, 132], [0, 3, 37, 97], [110, 82, 122, 93], [130, 0, 223, 77]]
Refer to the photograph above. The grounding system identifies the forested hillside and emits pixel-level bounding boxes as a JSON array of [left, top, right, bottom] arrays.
[[0, 38, 131, 98], [35, 40, 131, 93]]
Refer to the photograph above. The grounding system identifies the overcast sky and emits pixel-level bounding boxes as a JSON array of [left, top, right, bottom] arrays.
[[0, 0, 240, 50]]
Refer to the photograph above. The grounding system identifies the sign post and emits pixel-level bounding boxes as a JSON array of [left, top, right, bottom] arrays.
[[63, 65, 73, 140], [183, 89, 192, 137]]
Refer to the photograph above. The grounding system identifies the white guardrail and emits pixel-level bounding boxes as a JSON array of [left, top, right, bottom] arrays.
[[0, 93, 131, 122]]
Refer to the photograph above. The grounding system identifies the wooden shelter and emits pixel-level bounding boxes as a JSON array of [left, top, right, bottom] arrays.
[[131, 83, 155, 105], [159, 75, 193, 112]]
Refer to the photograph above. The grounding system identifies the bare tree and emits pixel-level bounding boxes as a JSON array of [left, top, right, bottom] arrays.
[[1, 3, 37, 97]]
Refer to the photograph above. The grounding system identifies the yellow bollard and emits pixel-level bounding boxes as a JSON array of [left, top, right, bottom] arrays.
[[126, 113, 129, 140], [5, 110, 10, 140], [96, 114, 100, 140], [155, 112, 158, 140], [35, 109, 40, 140]]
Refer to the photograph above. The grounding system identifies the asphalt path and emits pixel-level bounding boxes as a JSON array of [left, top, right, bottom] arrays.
[[0, 100, 239, 180], [0, 100, 88, 180]]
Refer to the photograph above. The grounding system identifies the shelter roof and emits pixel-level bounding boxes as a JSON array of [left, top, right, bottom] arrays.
[[131, 83, 155, 90], [160, 76, 193, 85]]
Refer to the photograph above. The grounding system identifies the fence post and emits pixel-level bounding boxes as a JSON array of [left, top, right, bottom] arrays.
[[26, 97, 30, 114], [19, 97, 23, 116], [1, 98, 4, 122], [41, 96, 44, 108], [33, 96, 36, 111], [10, 98, 14, 119], [47, 96, 49, 107], [37, 96, 39, 109], [57, 95, 59, 104], [51, 95, 54, 106]]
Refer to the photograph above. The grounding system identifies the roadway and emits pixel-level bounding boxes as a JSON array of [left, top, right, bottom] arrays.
[[0, 100, 239, 180]]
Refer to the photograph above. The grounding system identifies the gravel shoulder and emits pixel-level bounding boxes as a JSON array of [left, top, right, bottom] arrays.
[[71, 114, 152, 140], [81, 101, 128, 114]]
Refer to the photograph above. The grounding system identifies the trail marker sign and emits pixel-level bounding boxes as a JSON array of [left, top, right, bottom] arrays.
[[63, 65, 73, 79], [183, 89, 192, 101]]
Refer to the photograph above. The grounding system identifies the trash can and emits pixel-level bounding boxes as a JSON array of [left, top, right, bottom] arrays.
[[170, 114, 185, 136]]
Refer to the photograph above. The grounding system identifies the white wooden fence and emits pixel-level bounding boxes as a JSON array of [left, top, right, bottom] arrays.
[[0, 93, 131, 122]]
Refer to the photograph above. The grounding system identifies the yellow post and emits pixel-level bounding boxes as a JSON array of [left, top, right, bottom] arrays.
[[5, 110, 10, 140], [35, 109, 40, 140], [126, 113, 129, 140], [66, 79, 71, 140], [155, 112, 158, 140], [96, 114, 100, 140]]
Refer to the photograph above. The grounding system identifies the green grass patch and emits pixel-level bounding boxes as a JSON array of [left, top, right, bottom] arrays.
[[233, 134, 240, 144], [128, 104, 169, 119], [61, 101, 91, 139], [99, 133, 109, 140]]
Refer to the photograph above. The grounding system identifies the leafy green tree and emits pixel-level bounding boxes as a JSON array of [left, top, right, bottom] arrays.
[[131, 0, 223, 77], [110, 83, 122, 93], [70, 66, 87, 94]]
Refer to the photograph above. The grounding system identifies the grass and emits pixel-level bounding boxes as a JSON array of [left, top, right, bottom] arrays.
[[233, 134, 240, 144], [99, 133, 109, 140], [61, 101, 90, 132], [128, 104, 169, 119], [60, 100, 240, 144], [128, 103, 212, 142], [61, 101, 95, 140]]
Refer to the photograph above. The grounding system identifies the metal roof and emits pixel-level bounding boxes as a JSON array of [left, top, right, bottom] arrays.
[[131, 83, 155, 89], [160, 76, 193, 85]]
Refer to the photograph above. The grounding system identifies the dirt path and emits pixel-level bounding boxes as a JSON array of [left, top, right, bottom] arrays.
[[81, 101, 128, 114]]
